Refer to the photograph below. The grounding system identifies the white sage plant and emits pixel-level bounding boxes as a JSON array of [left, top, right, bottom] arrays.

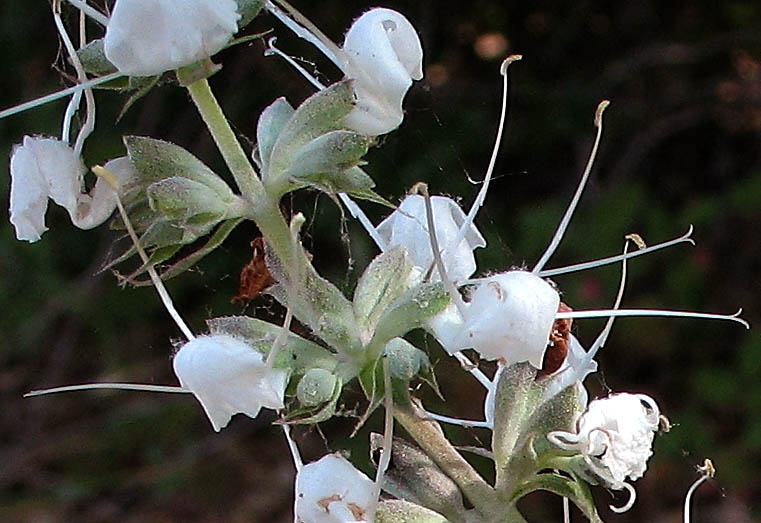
[[6, 1, 750, 522]]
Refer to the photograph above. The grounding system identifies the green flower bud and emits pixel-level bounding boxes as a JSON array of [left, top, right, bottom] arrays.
[[297, 368, 337, 407]]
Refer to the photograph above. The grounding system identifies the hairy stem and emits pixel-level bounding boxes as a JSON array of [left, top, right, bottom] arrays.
[[393, 387, 500, 520]]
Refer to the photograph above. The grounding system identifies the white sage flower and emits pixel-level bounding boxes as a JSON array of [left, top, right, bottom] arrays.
[[267, 5, 423, 135], [172, 334, 288, 432], [452, 271, 560, 367], [377, 194, 485, 283], [104, 0, 240, 77], [339, 8, 423, 135], [9, 137, 134, 242], [548, 393, 661, 491], [295, 453, 376, 523]]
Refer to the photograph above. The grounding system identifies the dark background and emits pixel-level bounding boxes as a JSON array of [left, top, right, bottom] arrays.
[[1, 1, 760, 521]]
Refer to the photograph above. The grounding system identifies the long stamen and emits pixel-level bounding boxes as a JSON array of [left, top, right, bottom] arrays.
[[338, 193, 386, 250], [443, 56, 520, 260], [684, 459, 715, 523], [539, 225, 694, 278], [282, 424, 303, 471], [265, 0, 344, 69], [533, 100, 610, 273], [25, 383, 189, 397], [93, 166, 196, 341], [265, 37, 326, 90], [583, 238, 632, 364], [0, 72, 122, 121], [66, 0, 109, 26], [53, 1, 96, 154], [418, 184, 491, 389], [556, 308, 749, 329], [372, 357, 395, 513], [610, 482, 637, 513], [422, 409, 492, 429]]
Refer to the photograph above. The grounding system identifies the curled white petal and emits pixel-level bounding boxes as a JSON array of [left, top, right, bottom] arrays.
[[295, 453, 376, 523], [377, 195, 485, 283], [104, 0, 240, 76], [340, 8, 423, 135], [172, 334, 288, 432], [10, 137, 82, 241], [8, 137, 136, 242], [454, 271, 560, 366]]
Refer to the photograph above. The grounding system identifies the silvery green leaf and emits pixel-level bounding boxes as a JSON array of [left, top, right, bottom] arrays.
[[295, 164, 377, 197], [368, 282, 450, 353], [207, 315, 340, 376], [124, 136, 236, 204], [147, 176, 229, 222], [508, 472, 602, 523], [265, 246, 363, 355], [353, 247, 417, 338], [371, 435, 465, 521], [375, 500, 448, 523], [235, 0, 265, 28], [76, 38, 118, 76], [257, 97, 295, 175], [286, 131, 372, 181], [268, 80, 355, 179]]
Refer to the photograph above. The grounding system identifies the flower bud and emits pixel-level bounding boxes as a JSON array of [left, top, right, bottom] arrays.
[[295, 453, 376, 523], [172, 334, 288, 431], [104, 0, 240, 77], [297, 368, 337, 407]]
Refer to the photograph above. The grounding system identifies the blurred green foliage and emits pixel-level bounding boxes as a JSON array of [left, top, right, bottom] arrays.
[[1, 1, 760, 521]]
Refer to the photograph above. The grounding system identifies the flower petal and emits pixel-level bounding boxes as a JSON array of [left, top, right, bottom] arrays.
[[172, 334, 287, 431], [104, 0, 240, 76]]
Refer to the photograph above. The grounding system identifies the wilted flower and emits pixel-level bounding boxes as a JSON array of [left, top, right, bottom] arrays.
[[548, 393, 661, 493], [9, 136, 134, 242], [104, 0, 240, 76], [377, 194, 485, 283], [295, 453, 376, 523], [450, 271, 560, 367], [172, 334, 288, 432]]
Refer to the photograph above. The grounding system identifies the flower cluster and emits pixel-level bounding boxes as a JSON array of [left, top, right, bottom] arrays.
[[6, 1, 748, 522]]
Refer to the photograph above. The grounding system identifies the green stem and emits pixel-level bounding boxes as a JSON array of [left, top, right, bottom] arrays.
[[183, 77, 262, 202], [182, 76, 298, 271], [393, 387, 500, 520]]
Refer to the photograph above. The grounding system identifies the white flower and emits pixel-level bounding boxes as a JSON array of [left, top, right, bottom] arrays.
[[339, 8, 423, 135], [548, 393, 661, 490], [451, 271, 560, 367], [377, 194, 485, 283], [9, 137, 134, 242], [104, 0, 240, 76], [172, 334, 288, 432], [295, 453, 376, 523], [542, 334, 598, 407]]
